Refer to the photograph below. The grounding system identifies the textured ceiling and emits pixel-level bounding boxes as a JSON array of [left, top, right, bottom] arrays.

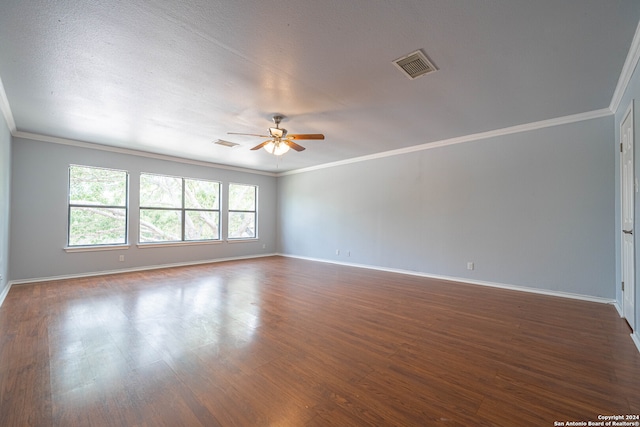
[[1, 0, 639, 172]]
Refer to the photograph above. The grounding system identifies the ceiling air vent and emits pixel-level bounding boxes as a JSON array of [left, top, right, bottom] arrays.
[[392, 50, 437, 80], [214, 139, 239, 148]]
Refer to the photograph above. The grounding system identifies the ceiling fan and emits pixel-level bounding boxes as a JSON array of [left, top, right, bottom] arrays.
[[228, 115, 324, 155]]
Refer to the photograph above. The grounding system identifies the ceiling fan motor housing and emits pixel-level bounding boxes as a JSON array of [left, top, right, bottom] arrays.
[[269, 127, 287, 138]]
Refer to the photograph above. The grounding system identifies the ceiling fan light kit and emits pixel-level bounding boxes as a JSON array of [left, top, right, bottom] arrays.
[[228, 114, 324, 156], [263, 140, 290, 155]]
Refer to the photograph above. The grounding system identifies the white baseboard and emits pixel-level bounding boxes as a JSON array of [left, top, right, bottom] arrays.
[[632, 332, 640, 354], [4, 253, 637, 355], [8, 253, 277, 286], [278, 253, 616, 305], [0, 281, 11, 308], [613, 301, 624, 317], [10, 253, 616, 306]]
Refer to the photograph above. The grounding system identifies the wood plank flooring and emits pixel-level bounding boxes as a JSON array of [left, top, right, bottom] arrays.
[[1, 256, 639, 426]]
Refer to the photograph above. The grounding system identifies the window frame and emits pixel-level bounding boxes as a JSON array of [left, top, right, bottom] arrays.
[[139, 173, 221, 244], [227, 182, 258, 240], [67, 164, 129, 248]]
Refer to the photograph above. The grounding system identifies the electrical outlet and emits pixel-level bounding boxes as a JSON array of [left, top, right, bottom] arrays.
[[336, 249, 340, 255], [467, 262, 474, 270], [262, 244, 266, 249], [347, 251, 351, 257], [119, 255, 125, 262]]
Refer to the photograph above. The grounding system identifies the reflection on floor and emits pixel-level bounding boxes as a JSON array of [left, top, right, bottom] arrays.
[[1, 256, 639, 426]]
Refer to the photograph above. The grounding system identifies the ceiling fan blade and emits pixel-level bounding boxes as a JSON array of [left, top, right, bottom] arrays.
[[228, 132, 270, 138], [288, 133, 325, 140], [250, 140, 272, 150], [284, 140, 306, 152]]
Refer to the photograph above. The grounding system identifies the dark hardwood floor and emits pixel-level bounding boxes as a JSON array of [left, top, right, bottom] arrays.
[[1, 256, 639, 426]]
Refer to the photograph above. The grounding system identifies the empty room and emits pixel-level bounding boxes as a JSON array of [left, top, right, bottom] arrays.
[[1, 1, 640, 425]]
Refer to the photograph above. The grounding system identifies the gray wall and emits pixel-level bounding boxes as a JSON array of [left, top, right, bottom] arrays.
[[615, 59, 640, 333], [278, 116, 615, 299], [9, 137, 277, 281], [0, 113, 10, 297]]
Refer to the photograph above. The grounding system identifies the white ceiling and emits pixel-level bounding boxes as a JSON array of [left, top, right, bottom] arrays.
[[1, 1, 639, 173]]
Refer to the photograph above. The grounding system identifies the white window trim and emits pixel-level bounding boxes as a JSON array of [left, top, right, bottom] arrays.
[[67, 164, 129, 248], [137, 240, 223, 249], [226, 238, 259, 243], [139, 173, 221, 244], [228, 182, 258, 240], [64, 244, 130, 253]]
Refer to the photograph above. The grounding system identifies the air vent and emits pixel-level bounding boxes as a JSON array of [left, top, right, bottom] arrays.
[[392, 50, 437, 80], [214, 139, 239, 148]]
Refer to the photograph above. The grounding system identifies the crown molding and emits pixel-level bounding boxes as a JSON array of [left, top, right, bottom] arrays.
[[13, 131, 277, 177], [2, 98, 614, 180], [0, 76, 16, 134], [279, 108, 613, 177], [610, 19, 640, 114]]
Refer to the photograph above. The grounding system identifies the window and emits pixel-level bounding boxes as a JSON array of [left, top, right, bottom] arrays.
[[228, 183, 257, 239], [139, 173, 220, 243], [68, 165, 128, 246]]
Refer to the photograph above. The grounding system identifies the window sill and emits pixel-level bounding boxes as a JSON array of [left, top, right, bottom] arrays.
[[226, 238, 259, 243], [137, 240, 223, 249], [64, 244, 130, 253]]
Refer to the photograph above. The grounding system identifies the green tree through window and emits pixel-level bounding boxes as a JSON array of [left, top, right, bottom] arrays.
[[139, 173, 220, 243], [228, 183, 257, 239], [68, 165, 128, 246]]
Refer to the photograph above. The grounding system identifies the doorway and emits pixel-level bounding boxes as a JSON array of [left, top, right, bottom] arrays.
[[621, 101, 636, 331]]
